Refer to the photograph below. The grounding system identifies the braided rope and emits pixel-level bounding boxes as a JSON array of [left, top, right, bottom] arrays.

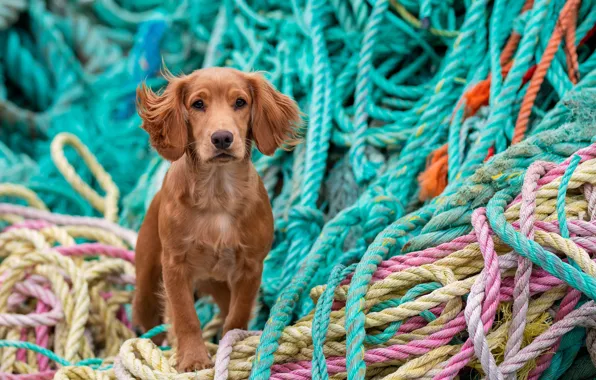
[[2, 0, 596, 379], [0, 136, 593, 378]]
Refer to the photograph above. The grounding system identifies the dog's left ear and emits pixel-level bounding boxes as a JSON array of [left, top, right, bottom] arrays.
[[248, 73, 302, 156]]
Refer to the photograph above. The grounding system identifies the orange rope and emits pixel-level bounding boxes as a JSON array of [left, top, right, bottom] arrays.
[[564, 2, 579, 84], [485, 146, 495, 161], [418, 143, 448, 201], [417, 0, 534, 200], [499, 0, 534, 64], [464, 0, 533, 116], [522, 0, 535, 12], [500, 33, 521, 66], [463, 60, 514, 117], [512, 0, 581, 144], [462, 78, 490, 117], [415, 0, 588, 200]]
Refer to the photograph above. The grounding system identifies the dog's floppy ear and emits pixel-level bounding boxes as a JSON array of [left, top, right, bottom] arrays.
[[136, 74, 188, 161], [248, 73, 301, 156]]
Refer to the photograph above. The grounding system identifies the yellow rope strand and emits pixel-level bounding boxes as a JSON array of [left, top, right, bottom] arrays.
[[50, 133, 119, 221]]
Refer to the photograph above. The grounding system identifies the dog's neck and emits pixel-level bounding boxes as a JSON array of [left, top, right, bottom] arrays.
[[177, 153, 256, 212]]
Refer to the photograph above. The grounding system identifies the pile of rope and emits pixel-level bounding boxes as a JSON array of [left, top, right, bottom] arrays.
[[2, 0, 596, 378], [1, 130, 596, 379]]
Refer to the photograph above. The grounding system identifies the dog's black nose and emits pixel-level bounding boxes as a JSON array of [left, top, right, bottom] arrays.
[[211, 130, 234, 149]]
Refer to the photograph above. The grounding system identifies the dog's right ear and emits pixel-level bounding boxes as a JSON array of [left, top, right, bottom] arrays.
[[136, 76, 187, 162]]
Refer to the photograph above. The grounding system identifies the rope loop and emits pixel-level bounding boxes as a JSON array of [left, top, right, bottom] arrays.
[[50, 133, 120, 222]]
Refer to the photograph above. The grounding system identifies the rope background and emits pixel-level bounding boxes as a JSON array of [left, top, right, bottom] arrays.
[[1, 0, 596, 378]]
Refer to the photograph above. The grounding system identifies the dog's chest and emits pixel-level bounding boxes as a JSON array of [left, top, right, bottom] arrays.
[[183, 210, 240, 279]]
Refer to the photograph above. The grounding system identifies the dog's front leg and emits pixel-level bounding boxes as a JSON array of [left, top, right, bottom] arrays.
[[163, 259, 213, 371], [223, 264, 262, 335]]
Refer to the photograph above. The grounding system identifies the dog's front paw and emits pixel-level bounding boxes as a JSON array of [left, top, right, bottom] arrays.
[[176, 349, 213, 372]]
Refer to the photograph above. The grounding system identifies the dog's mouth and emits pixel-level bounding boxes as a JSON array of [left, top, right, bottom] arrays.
[[208, 152, 236, 163]]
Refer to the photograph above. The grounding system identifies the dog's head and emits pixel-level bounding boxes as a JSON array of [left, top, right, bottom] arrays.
[[136, 67, 301, 164]]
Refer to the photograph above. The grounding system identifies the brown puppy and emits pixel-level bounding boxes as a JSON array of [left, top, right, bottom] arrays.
[[132, 67, 300, 371]]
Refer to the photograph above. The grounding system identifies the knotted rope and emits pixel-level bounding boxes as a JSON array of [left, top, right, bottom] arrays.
[[2, 0, 596, 379], [2, 139, 586, 379]]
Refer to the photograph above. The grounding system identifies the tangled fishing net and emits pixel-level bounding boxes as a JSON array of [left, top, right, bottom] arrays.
[[1, 0, 596, 379]]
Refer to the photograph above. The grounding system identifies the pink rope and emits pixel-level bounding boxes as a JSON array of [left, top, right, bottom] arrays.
[[510, 145, 596, 205], [35, 299, 50, 371], [55, 243, 134, 263], [2, 145, 595, 379], [330, 218, 596, 313], [270, 313, 467, 379], [214, 330, 262, 380], [0, 203, 137, 247], [118, 305, 132, 329], [500, 302, 596, 376], [0, 208, 136, 378], [433, 209, 502, 380], [0, 281, 63, 328], [16, 328, 27, 362], [270, 299, 596, 380], [504, 161, 554, 370], [1, 370, 56, 379], [3, 220, 52, 232], [527, 288, 581, 378]]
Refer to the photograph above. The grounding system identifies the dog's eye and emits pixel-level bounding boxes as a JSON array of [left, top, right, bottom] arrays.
[[235, 98, 247, 109], [192, 100, 204, 110]]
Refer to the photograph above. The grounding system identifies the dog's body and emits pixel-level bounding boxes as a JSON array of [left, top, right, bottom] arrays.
[[133, 67, 300, 371]]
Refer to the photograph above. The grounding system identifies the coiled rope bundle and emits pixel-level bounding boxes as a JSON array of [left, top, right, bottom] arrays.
[[0, 130, 595, 379], [2, 0, 596, 378]]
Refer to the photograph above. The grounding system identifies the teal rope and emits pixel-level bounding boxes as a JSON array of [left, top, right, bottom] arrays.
[[365, 282, 439, 345], [351, 0, 370, 30], [542, 327, 586, 379], [447, 105, 466, 182], [141, 324, 169, 339], [544, 153, 585, 380], [350, 0, 389, 184], [0, 340, 70, 367], [487, 189, 596, 300], [405, 76, 596, 253], [557, 154, 582, 241], [343, 2, 491, 374], [311, 263, 356, 380], [562, 352, 596, 380], [459, 0, 551, 179], [488, 0, 506, 102], [0, 340, 116, 369]]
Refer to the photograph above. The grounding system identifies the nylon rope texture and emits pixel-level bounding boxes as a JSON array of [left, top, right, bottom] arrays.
[[1, 0, 596, 379]]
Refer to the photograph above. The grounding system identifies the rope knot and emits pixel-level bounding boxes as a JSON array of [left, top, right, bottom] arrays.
[[286, 206, 324, 241]]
